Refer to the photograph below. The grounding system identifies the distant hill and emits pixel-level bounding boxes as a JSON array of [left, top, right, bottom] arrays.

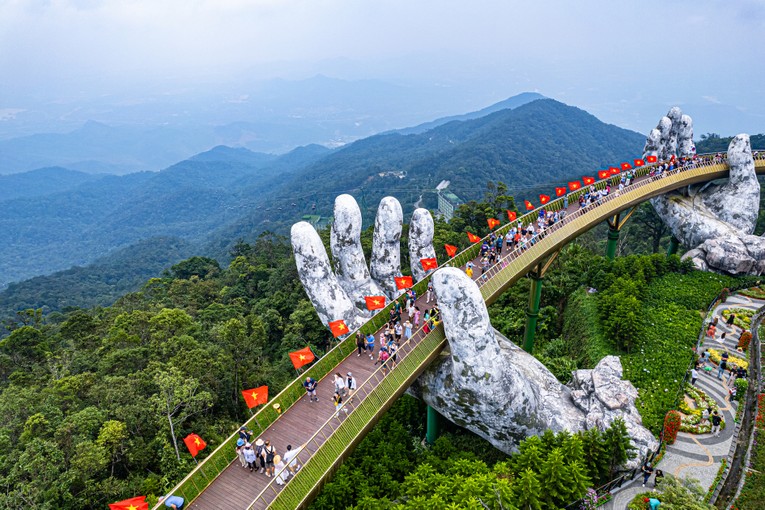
[[0, 144, 327, 288], [0, 237, 193, 320], [695, 133, 765, 153], [0, 166, 103, 202], [394, 92, 546, 135]]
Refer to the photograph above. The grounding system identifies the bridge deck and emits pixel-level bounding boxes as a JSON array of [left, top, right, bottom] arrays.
[[185, 156, 765, 510]]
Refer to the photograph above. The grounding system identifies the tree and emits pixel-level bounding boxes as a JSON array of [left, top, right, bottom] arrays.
[[511, 469, 543, 510], [150, 363, 213, 461], [96, 420, 128, 476], [539, 448, 577, 507], [603, 418, 635, 479]]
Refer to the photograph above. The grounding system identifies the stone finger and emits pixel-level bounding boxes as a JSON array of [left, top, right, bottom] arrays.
[[291, 221, 364, 330], [330, 194, 385, 308], [408, 208, 437, 282], [369, 197, 403, 299]]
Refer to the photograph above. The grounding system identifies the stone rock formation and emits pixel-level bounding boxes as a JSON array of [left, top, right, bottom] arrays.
[[370, 197, 403, 299], [645, 107, 763, 274], [292, 198, 657, 464], [412, 268, 656, 464], [408, 208, 438, 282]]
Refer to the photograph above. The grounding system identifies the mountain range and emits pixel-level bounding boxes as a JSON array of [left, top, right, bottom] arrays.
[[0, 95, 646, 319]]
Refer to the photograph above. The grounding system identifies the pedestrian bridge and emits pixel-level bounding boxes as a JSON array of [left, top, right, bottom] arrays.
[[156, 154, 765, 510]]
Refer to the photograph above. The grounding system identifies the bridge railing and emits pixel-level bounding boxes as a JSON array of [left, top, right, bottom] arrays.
[[157, 151, 750, 506]]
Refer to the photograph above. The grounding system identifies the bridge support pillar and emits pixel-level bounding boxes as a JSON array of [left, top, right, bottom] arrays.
[[426, 405, 441, 444], [523, 273, 544, 353], [606, 227, 620, 260], [667, 236, 680, 256]]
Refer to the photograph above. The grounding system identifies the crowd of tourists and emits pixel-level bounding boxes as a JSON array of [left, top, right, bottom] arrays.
[[234, 426, 308, 486]]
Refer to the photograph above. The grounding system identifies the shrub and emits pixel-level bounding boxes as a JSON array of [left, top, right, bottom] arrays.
[[738, 331, 752, 351], [663, 411, 682, 444], [735, 378, 749, 402]]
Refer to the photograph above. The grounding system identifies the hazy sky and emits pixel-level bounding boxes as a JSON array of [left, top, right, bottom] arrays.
[[1, 0, 764, 135]]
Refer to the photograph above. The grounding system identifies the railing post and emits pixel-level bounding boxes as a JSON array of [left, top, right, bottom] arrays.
[[523, 272, 543, 353], [426, 405, 441, 444]]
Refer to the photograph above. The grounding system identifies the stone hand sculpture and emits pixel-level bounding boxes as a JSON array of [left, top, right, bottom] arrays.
[[645, 108, 763, 274], [292, 195, 657, 463]]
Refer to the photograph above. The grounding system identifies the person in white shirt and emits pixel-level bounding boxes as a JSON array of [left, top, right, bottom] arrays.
[[283, 443, 306, 474]]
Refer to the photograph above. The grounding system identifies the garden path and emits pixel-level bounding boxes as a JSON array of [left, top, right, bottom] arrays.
[[603, 290, 764, 509]]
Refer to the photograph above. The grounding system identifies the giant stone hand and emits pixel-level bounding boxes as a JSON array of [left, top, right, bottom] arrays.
[[646, 108, 764, 274], [292, 195, 657, 464]]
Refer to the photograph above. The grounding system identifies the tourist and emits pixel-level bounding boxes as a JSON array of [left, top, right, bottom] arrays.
[[426, 281, 434, 303], [389, 341, 398, 368], [413, 306, 421, 328], [466, 264, 474, 278], [690, 367, 698, 386], [263, 440, 276, 477], [274, 454, 289, 485], [159, 495, 185, 509], [243, 443, 257, 472], [701, 408, 710, 425], [641, 462, 654, 487], [717, 358, 728, 380], [283, 444, 305, 474], [356, 331, 365, 357], [236, 438, 247, 468], [238, 426, 252, 443], [654, 469, 664, 487], [255, 438, 266, 473], [346, 371, 357, 403], [711, 410, 722, 436], [365, 332, 375, 359], [394, 322, 403, 341], [404, 319, 413, 340], [303, 376, 318, 402], [334, 373, 347, 398], [377, 348, 390, 373], [332, 391, 347, 418]]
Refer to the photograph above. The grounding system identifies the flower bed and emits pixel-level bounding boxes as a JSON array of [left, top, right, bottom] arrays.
[[721, 308, 754, 330], [679, 384, 725, 434], [708, 348, 749, 371], [739, 286, 765, 300]]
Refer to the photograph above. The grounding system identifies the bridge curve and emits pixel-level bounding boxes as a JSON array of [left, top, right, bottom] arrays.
[[159, 154, 765, 510]]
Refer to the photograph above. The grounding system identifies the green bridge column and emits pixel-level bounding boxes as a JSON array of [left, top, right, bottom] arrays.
[[606, 227, 620, 260], [523, 274, 543, 353], [667, 236, 680, 256], [426, 405, 441, 444]]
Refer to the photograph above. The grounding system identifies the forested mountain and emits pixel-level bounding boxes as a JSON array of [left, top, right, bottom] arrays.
[[0, 97, 645, 318], [695, 133, 765, 153], [0, 167, 103, 201], [205, 99, 646, 257]]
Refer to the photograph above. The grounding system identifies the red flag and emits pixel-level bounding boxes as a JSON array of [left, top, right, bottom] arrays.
[[582, 176, 595, 185], [555, 187, 567, 197], [420, 257, 438, 271], [290, 346, 316, 368], [670, 154, 676, 162], [467, 232, 481, 243], [507, 210, 517, 221], [621, 162, 632, 170], [568, 181, 581, 191], [609, 166, 620, 175], [183, 433, 207, 458], [394, 275, 414, 289], [487, 218, 500, 229], [524, 200, 534, 211], [109, 496, 148, 510], [328, 320, 349, 338], [444, 244, 458, 257], [539, 194, 550, 205], [365, 295, 386, 310], [646, 155, 658, 163], [634, 158, 645, 167], [242, 385, 269, 408]]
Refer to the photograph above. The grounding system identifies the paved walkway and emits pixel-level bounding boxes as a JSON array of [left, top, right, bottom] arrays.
[[604, 290, 764, 509]]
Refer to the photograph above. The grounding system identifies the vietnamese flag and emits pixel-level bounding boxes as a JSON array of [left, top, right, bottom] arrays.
[[290, 346, 316, 369], [242, 386, 269, 408], [634, 158, 645, 167], [646, 155, 658, 163], [507, 210, 517, 221], [109, 496, 148, 510], [620, 162, 632, 170], [365, 295, 386, 310], [183, 433, 207, 458], [524, 200, 534, 211], [467, 232, 481, 243], [539, 194, 551, 205], [568, 181, 582, 191], [487, 218, 501, 229], [395, 275, 414, 289], [444, 244, 458, 257], [420, 257, 438, 271], [328, 320, 349, 338], [597, 170, 609, 180], [582, 176, 595, 185], [555, 187, 567, 197], [609, 166, 620, 175]]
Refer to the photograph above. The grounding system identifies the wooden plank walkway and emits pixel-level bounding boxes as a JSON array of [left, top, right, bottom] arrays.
[[187, 157, 750, 509]]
